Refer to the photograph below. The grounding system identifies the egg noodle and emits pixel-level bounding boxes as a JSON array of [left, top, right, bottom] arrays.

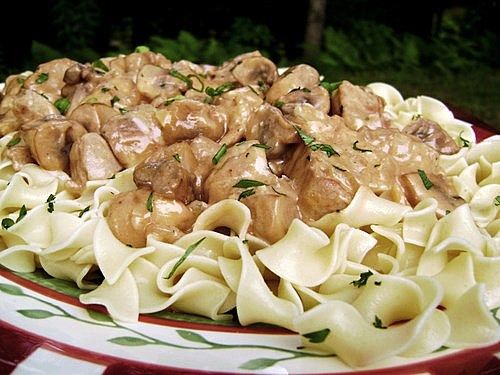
[[0, 82, 499, 368]]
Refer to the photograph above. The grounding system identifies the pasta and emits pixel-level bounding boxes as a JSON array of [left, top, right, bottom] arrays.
[[0, 53, 499, 369]]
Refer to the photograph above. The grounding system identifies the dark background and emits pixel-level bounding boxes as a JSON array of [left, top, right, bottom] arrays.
[[1, 0, 498, 128]]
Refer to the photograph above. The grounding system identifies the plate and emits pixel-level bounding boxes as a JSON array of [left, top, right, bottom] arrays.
[[1, 122, 499, 375]]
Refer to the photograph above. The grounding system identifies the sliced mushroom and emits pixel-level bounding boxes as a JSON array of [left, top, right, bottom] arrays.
[[84, 76, 141, 109], [109, 51, 171, 76], [265, 64, 321, 105], [21, 115, 87, 171], [156, 99, 227, 145], [137, 64, 181, 100], [69, 103, 119, 133], [12, 90, 59, 125], [68, 132, 122, 191], [232, 56, 278, 87], [280, 85, 330, 114], [101, 105, 164, 167], [403, 118, 460, 155], [399, 172, 463, 217]]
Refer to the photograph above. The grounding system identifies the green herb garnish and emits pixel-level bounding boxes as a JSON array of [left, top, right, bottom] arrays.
[[373, 315, 387, 329], [92, 59, 109, 73], [17, 205, 27, 222], [54, 97, 71, 115], [257, 80, 268, 92], [110, 96, 120, 107], [212, 143, 227, 165], [417, 169, 433, 190], [101, 87, 110, 93], [233, 179, 267, 189], [273, 100, 285, 109], [172, 153, 181, 163], [168, 70, 204, 92], [294, 126, 339, 157], [271, 186, 287, 196], [35, 72, 49, 84], [352, 141, 372, 153], [238, 188, 256, 201], [16, 77, 25, 86], [459, 132, 471, 148], [135, 45, 150, 53], [205, 82, 236, 97], [164, 94, 185, 106], [252, 143, 271, 150], [119, 108, 128, 115], [146, 192, 154, 212], [46, 194, 56, 213], [302, 328, 331, 343], [289, 87, 311, 93], [78, 205, 91, 218], [6, 137, 21, 148], [333, 165, 346, 172], [351, 270, 373, 288], [494, 195, 500, 206], [165, 237, 206, 279], [320, 81, 341, 94], [1, 218, 15, 230], [374, 281, 382, 286], [247, 85, 259, 96]]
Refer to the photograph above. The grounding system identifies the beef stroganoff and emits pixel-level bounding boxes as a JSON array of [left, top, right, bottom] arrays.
[[0, 49, 499, 367]]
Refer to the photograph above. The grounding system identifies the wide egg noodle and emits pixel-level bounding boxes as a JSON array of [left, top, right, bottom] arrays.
[[473, 255, 500, 309], [0, 243, 41, 272], [1, 205, 53, 248], [452, 163, 480, 201], [93, 218, 155, 285], [39, 255, 96, 290], [80, 267, 140, 322], [174, 230, 229, 260], [402, 198, 438, 247], [468, 184, 500, 228], [0, 172, 58, 210]]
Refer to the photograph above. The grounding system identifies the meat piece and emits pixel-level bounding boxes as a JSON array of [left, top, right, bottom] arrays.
[[4, 145, 34, 171], [69, 103, 118, 133], [137, 64, 181, 100], [204, 141, 299, 243], [245, 103, 298, 158], [280, 85, 330, 114], [61, 63, 105, 114], [109, 51, 171, 76], [189, 136, 220, 187], [11, 90, 59, 126], [101, 105, 164, 167], [68, 133, 122, 191], [23, 58, 76, 102], [106, 189, 195, 247], [21, 115, 87, 171], [217, 86, 263, 145], [332, 80, 388, 130], [134, 142, 197, 203], [156, 99, 227, 145], [211, 51, 263, 85], [399, 172, 463, 217], [403, 117, 460, 155], [284, 144, 358, 221], [84, 76, 141, 109], [231, 56, 278, 87], [266, 64, 321, 105]]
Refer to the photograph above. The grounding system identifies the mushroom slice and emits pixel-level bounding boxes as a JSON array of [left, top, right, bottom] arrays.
[[403, 118, 460, 155], [12, 89, 59, 124], [137, 64, 181, 100], [69, 103, 119, 133], [101, 105, 164, 168], [69, 133, 122, 191], [280, 85, 330, 114], [232, 56, 278, 87], [399, 172, 463, 217], [21, 115, 87, 171], [266, 64, 321, 105], [156, 99, 227, 145]]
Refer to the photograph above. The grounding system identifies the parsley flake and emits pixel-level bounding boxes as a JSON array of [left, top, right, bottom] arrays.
[[146, 192, 154, 212], [233, 179, 267, 189], [212, 143, 227, 165], [135, 45, 150, 53], [459, 132, 471, 148], [417, 169, 434, 190], [238, 188, 256, 201], [78, 206, 91, 218], [374, 281, 382, 286], [164, 94, 185, 106], [252, 143, 271, 150], [1, 218, 15, 230], [273, 100, 285, 109], [373, 315, 387, 329], [351, 270, 373, 288], [302, 328, 331, 343], [35, 72, 49, 84], [320, 81, 341, 94], [110, 96, 120, 107], [92, 59, 109, 73], [294, 126, 339, 157], [6, 137, 21, 148], [205, 82, 236, 97], [494, 195, 500, 206], [165, 237, 206, 279], [173, 153, 181, 163], [54, 97, 71, 115], [46, 194, 56, 213], [352, 141, 372, 153]]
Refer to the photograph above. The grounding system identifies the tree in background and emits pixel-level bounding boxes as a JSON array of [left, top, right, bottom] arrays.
[[304, 0, 327, 62]]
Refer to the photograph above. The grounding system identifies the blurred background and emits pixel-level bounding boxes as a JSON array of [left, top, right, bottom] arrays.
[[0, 0, 498, 129]]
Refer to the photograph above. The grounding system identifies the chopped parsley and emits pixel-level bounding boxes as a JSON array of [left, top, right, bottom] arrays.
[[238, 188, 256, 201], [271, 186, 287, 196], [247, 85, 260, 96], [333, 165, 346, 172], [350, 270, 373, 288], [135, 45, 150, 53], [16, 77, 25, 86], [78, 205, 91, 218], [373, 315, 387, 329], [289, 87, 311, 93], [374, 281, 382, 286], [320, 81, 341, 94], [92, 59, 109, 73], [17, 205, 27, 222], [46, 194, 56, 213], [302, 328, 331, 343], [494, 195, 500, 206], [459, 132, 471, 148], [252, 143, 271, 150], [168, 70, 204, 92], [172, 153, 181, 163], [273, 100, 285, 109], [233, 179, 267, 189], [101, 87, 110, 93], [257, 80, 268, 92], [205, 82, 236, 97], [164, 94, 185, 106], [110, 96, 120, 107], [2, 205, 28, 229], [212, 143, 227, 165], [6, 137, 21, 148], [417, 169, 434, 190], [352, 141, 372, 153], [294, 126, 339, 158], [119, 108, 128, 115], [411, 113, 422, 121], [35, 72, 49, 84], [146, 192, 154, 212], [54, 97, 71, 115], [165, 237, 206, 279]]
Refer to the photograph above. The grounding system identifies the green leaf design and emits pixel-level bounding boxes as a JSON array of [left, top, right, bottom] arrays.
[[303, 328, 331, 343], [88, 309, 114, 323], [239, 357, 280, 370], [108, 336, 152, 346], [176, 330, 210, 344], [0, 283, 24, 296], [17, 309, 55, 319]]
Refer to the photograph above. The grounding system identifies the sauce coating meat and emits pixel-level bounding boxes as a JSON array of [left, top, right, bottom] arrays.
[[0, 50, 462, 244]]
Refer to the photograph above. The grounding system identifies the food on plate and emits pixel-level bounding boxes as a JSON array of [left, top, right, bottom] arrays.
[[0, 49, 499, 368]]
